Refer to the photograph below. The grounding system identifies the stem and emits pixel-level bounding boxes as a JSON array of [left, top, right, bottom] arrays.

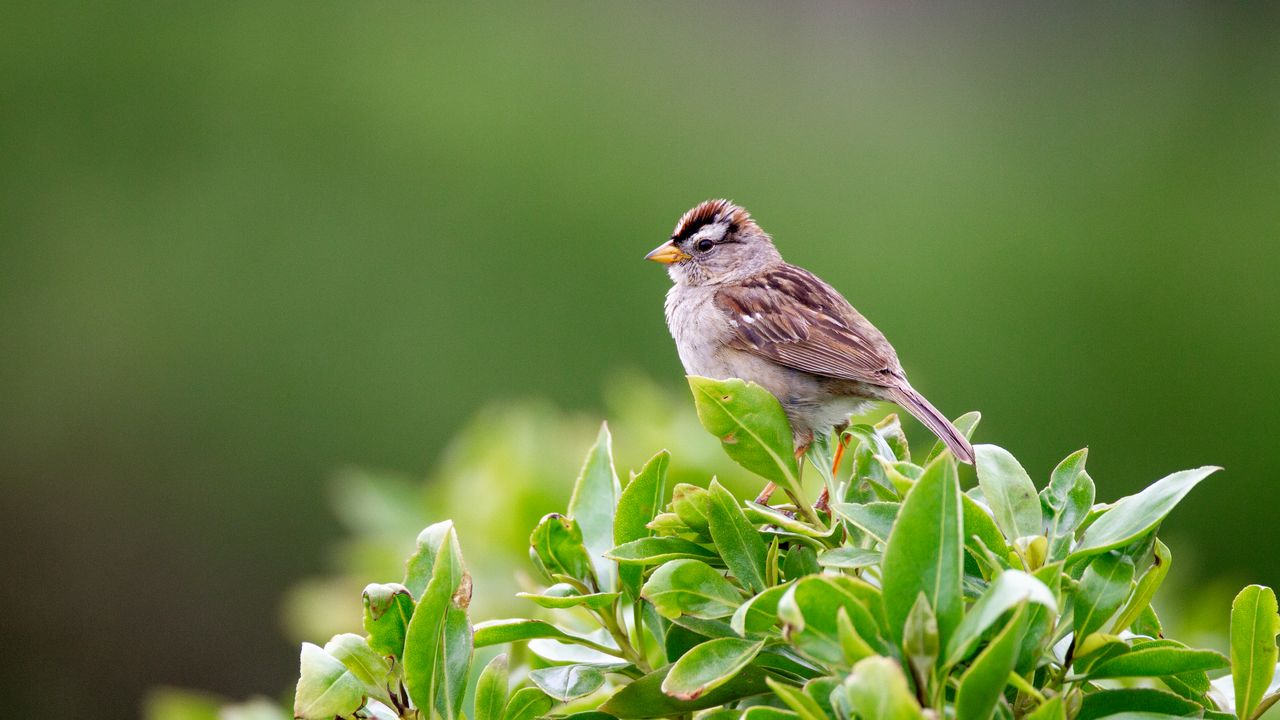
[[784, 489, 820, 525], [596, 604, 649, 671], [631, 601, 645, 661], [1251, 690, 1280, 720], [1008, 672, 1046, 705], [569, 635, 631, 660], [786, 458, 821, 525]]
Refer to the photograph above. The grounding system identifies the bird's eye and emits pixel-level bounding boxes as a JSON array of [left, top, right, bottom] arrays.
[[696, 238, 714, 253]]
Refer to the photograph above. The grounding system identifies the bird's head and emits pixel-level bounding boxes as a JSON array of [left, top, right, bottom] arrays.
[[645, 199, 781, 286]]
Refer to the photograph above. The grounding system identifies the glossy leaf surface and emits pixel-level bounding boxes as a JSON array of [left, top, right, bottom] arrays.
[[1071, 467, 1220, 559], [660, 637, 764, 700], [975, 444, 1043, 542], [687, 376, 801, 496], [882, 454, 964, 650], [1231, 584, 1279, 720]]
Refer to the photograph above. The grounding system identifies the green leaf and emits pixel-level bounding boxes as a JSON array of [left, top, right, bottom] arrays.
[[744, 502, 834, 539], [516, 583, 620, 610], [616, 451, 670, 599], [955, 604, 1028, 720], [1080, 714, 1197, 720], [1076, 688, 1203, 720], [1087, 642, 1229, 679], [926, 411, 981, 464], [816, 546, 881, 571], [362, 582, 415, 660], [975, 444, 1043, 542], [1112, 540, 1171, 634], [529, 636, 625, 666], [961, 493, 1014, 565], [672, 484, 713, 536], [837, 656, 925, 720], [530, 513, 596, 584], [945, 570, 1057, 665], [836, 606, 877, 666], [881, 454, 964, 651], [403, 521, 470, 714], [641, 559, 742, 619], [599, 664, 771, 718], [607, 537, 721, 565], [660, 637, 764, 700], [1025, 695, 1065, 720], [647, 512, 691, 536], [1132, 604, 1163, 639], [830, 502, 899, 544], [875, 413, 912, 461], [1071, 467, 1220, 560], [877, 456, 923, 496], [322, 633, 394, 705], [1074, 552, 1136, 641], [706, 480, 769, 594], [293, 642, 367, 720], [687, 376, 802, 499], [731, 582, 791, 637], [1073, 632, 1128, 669], [778, 575, 888, 666], [765, 677, 826, 720], [568, 423, 622, 591], [435, 605, 472, 720], [675, 481, 716, 532], [473, 619, 617, 656], [843, 424, 897, 465], [1042, 449, 1094, 559], [474, 653, 509, 720], [404, 520, 455, 597], [693, 712, 739, 720], [1231, 584, 1280, 719], [802, 677, 840, 719], [1161, 666, 1212, 703], [530, 664, 608, 702], [502, 687, 553, 720], [904, 593, 939, 685], [1017, 562, 1065, 674], [741, 708, 800, 720], [782, 545, 820, 580]]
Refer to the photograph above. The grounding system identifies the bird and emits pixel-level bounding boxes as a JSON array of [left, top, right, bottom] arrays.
[[646, 199, 973, 503]]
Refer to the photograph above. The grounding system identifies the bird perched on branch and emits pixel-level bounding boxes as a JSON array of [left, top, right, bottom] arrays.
[[647, 200, 972, 501]]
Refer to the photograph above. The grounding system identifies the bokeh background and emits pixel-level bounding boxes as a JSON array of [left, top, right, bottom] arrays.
[[3, 2, 1278, 716]]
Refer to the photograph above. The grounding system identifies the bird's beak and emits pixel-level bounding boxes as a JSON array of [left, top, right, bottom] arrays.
[[645, 241, 690, 265]]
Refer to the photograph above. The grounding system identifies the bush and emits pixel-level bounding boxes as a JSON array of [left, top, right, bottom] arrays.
[[291, 377, 1278, 720]]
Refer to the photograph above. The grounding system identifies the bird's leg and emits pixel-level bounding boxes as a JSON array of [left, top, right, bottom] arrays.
[[813, 429, 850, 514], [830, 431, 852, 476]]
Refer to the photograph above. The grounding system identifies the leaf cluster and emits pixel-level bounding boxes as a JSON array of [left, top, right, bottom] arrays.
[[293, 377, 1279, 720]]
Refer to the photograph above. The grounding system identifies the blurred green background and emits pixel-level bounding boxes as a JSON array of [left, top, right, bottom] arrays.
[[3, 2, 1278, 716]]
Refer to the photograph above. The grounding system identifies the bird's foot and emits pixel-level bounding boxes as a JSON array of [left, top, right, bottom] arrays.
[[830, 432, 851, 476]]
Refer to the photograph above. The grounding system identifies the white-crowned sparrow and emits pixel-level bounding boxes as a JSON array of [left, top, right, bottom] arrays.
[[647, 199, 974, 469]]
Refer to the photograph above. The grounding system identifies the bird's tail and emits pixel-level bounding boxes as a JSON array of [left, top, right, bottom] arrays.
[[887, 384, 974, 464]]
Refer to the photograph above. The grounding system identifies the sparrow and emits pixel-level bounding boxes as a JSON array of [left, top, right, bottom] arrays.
[[646, 200, 974, 479]]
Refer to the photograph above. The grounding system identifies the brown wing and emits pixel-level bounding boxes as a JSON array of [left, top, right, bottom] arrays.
[[715, 264, 902, 385]]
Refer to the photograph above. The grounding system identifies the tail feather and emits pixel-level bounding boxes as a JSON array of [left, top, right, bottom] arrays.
[[888, 385, 974, 464]]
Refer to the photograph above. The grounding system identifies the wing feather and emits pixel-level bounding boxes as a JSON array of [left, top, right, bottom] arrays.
[[715, 265, 901, 385]]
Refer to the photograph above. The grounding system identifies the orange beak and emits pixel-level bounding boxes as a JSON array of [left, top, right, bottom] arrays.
[[645, 241, 690, 265]]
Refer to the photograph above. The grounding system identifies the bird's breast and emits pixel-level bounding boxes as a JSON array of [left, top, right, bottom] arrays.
[[665, 286, 735, 377]]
